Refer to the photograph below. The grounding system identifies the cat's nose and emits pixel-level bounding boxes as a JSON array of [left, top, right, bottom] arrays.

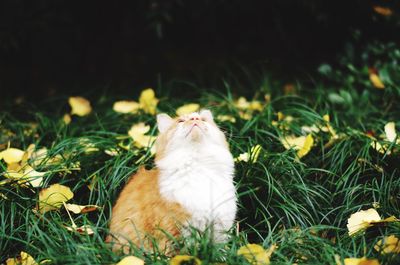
[[190, 117, 200, 121]]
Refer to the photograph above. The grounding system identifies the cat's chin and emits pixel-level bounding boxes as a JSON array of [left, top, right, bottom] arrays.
[[187, 126, 203, 142]]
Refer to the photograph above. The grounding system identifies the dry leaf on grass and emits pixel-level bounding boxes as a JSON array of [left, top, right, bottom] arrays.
[[38, 184, 74, 213], [237, 243, 276, 265], [176, 103, 200, 116], [68, 96, 92, 116], [374, 235, 400, 254], [64, 203, 100, 214], [217, 115, 236, 123], [0, 147, 25, 164], [281, 134, 314, 159], [113, 100, 140, 114], [139, 88, 159, 115], [343, 257, 380, 265], [170, 255, 201, 265], [115, 256, 144, 265], [347, 208, 398, 236], [235, 145, 262, 163], [6, 251, 38, 265]]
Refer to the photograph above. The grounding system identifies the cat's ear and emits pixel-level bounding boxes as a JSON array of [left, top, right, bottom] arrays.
[[200, 109, 214, 122], [157, 113, 174, 133]]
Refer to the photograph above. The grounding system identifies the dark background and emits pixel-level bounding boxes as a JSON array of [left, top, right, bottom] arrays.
[[0, 0, 398, 100]]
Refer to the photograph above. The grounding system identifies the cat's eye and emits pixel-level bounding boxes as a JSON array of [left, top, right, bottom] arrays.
[[177, 119, 185, 123]]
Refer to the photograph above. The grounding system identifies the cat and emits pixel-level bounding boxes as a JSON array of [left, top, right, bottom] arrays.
[[106, 109, 237, 253]]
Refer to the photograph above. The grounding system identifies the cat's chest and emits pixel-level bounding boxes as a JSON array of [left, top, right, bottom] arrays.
[[158, 160, 235, 219]]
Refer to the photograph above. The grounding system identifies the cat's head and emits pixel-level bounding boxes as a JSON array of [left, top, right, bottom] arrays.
[[155, 109, 229, 160]]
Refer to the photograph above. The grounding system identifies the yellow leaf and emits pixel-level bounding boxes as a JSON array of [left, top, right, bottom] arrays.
[[346, 208, 381, 236], [170, 255, 201, 265], [216, 115, 236, 123], [249, 101, 263, 112], [64, 203, 100, 214], [235, 145, 261, 163], [176, 103, 200, 116], [235, 152, 250, 163], [6, 251, 38, 265], [113, 100, 140, 114], [369, 73, 385, 89], [384, 122, 397, 142], [104, 148, 119, 156], [373, 6, 393, 16], [0, 148, 25, 164], [323, 114, 330, 122], [63, 113, 72, 124], [68, 96, 92, 116], [115, 256, 145, 265], [374, 235, 400, 254], [139, 88, 159, 115], [128, 123, 156, 148], [4, 165, 46, 188], [281, 134, 313, 158], [344, 257, 380, 265], [235, 97, 250, 110], [134, 134, 156, 149], [237, 244, 276, 265], [297, 134, 314, 158], [65, 224, 95, 235], [78, 138, 99, 153], [38, 184, 74, 213], [128, 123, 150, 138], [239, 111, 252, 120], [250, 145, 262, 163]]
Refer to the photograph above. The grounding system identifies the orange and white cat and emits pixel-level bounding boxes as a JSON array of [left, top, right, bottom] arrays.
[[107, 109, 237, 253]]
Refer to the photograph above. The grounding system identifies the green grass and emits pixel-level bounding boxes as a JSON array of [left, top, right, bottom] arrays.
[[1, 51, 400, 264]]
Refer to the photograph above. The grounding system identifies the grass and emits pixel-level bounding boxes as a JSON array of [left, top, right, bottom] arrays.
[[1, 50, 400, 264]]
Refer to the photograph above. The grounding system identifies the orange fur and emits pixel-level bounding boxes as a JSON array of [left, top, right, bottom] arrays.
[[106, 167, 189, 253], [107, 111, 233, 253]]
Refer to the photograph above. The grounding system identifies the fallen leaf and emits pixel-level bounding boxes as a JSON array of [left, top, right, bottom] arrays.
[[369, 73, 385, 89], [78, 138, 99, 153], [0, 147, 25, 164], [113, 100, 140, 114], [384, 122, 397, 143], [235, 152, 250, 163], [38, 184, 74, 213], [344, 257, 380, 265], [128, 123, 156, 148], [374, 235, 400, 254], [373, 6, 393, 16], [115, 256, 144, 265], [170, 255, 201, 265], [176, 103, 200, 116], [128, 123, 150, 138], [63, 113, 72, 124], [239, 111, 252, 120], [237, 243, 276, 265], [104, 148, 119, 156], [235, 97, 250, 110], [4, 165, 46, 188], [347, 208, 381, 236], [217, 115, 236, 123], [65, 224, 94, 235], [297, 134, 314, 158], [249, 101, 263, 111], [301, 125, 320, 134], [235, 145, 262, 163], [139, 88, 158, 115], [6, 251, 38, 265], [69, 96, 92, 116], [64, 203, 100, 214], [281, 134, 314, 158]]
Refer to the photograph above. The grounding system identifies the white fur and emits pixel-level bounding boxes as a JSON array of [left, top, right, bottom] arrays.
[[156, 111, 237, 241]]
